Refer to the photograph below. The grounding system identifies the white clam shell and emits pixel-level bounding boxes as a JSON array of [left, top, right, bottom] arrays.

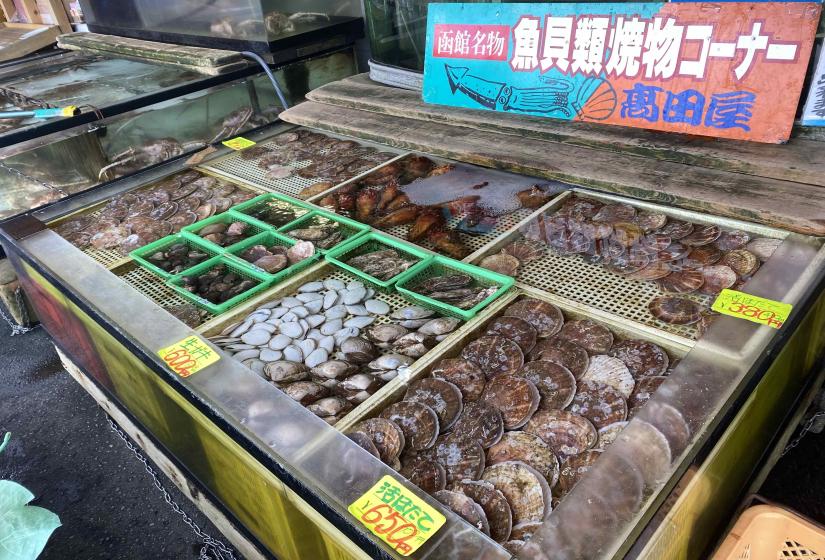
[[241, 330, 270, 346], [305, 348, 329, 368], [280, 322, 304, 339], [283, 345, 304, 362], [320, 319, 343, 336], [299, 281, 324, 293], [365, 299, 390, 315], [269, 334, 292, 350]]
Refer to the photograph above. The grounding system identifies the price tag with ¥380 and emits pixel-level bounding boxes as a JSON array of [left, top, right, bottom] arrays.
[[222, 136, 256, 150], [711, 289, 792, 329], [158, 336, 220, 378], [349, 475, 445, 556]]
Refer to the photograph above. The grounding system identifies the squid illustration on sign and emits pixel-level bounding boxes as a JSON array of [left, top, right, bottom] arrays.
[[444, 65, 617, 121]]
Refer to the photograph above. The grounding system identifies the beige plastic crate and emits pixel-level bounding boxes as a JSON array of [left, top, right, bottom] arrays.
[[713, 504, 825, 560]]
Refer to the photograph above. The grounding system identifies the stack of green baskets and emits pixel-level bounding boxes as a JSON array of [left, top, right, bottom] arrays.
[[130, 234, 221, 280], [225, 230, 320, 284]]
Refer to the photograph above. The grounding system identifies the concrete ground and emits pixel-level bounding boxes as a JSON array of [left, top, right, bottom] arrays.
[[0, 321, 237, 560]]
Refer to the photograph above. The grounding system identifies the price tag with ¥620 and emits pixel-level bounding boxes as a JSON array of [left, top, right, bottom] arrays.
[[158, 335, 220, 378], [711, 289, 792, 329], [222, 136, 256, 150], [349, 475, 445, 556]]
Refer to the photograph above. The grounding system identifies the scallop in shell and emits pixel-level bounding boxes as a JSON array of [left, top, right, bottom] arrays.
[[450, 401, 504, 448], [608, 340, 669, 377], [556, 320, 613, 354], [431, 358, 486, 402], [682, 245, 722, 269], [627, 376, 667, 416], [746, 238, 781, 261], [699, 265, 737, 295], [655, 242, 690, 262], [656, 220, 694, 240], [557, 449, 602, 495], [721, 249, 759, 277], [480, 252, 520, 276], [558, 197, 602, 220], [352, 418, 405, 463], [568, 380, 628, 429], [648, 296, 703, 325], [487, 432, 560, 487], [484, 317, 538, 354], [658, 269, 704, 294], [530, 339, 589, 379], [502, 239, 545, 264], [524, 409, 597, 457], [433, 490, 490, 535], [453, 480, 513, 543], [635, 212, 668, 233], [510, 521, 543, 541], [681, 224, 721, 247], [404, 378, 464, 431], [515, 361, 577, 410], [399, 455, 446, 494], [348, 431, 381, 459], [432, 436, 486, 483], [481, 461, 552, 524], [613, 420, 672, 485], [593, 203, 636, 224], [379, 401, 440, 451], [481, 375, 541, 430], [644, 400, 691, 456], [596, 422, 627, 449], [460, 336, 524, 379], [611, 222, 644, 248], [715, 230, 751, 251], [581, 356, 635, 399], [626, 261, 672, 282], [502, 298, 564, 338]]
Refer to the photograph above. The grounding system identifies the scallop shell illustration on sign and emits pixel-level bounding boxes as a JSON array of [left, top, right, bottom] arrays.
[[574, 77, 618, 121]]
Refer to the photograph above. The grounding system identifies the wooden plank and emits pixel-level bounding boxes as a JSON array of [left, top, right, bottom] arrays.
[[56, 347, 269, 560], [280, 100, 825, 236], [39, 0, 71, 33], [0, 0, 17, 21], [307, 74, 825, 187], [0, 22, 58, 62], [16, 0, 38, 23]]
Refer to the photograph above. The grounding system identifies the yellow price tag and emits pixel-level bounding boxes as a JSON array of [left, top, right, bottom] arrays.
[[158, 335, 221, 378], [222, 137, 257, 150], [711, 289, 792, 329], [348, 475, 445, 556]]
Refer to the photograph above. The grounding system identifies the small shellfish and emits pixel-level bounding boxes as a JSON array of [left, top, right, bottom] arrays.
[[648, 296, 703, 325], [699, 265, 737, 295], [417, 317, 461, 336], [524, 409, 597, 457], [351, 418, 405, 463], [450, 401, 504, 448], [309, 396, 353, 418], [568, 380, 628, 429], [399, 456, 446, 494], [431, 358, 486, 402], [530, 339, 589, 380], [608, 340, 669, 377], [453, 479, 513, 543], [392, 332, 436, 358], [481, 375, 541, 430], [311, 360, 357, 380], [433, 490, 490, 535], [681, 224, 721, 247], [340, 337, 378, 363], [484, 317, 538, 354], [404, 378, 464, 431], [746, 237, 781, 261], [515, 361, 577, 410], [502, 298, 564, 338], [721, 249, 759, 277], [415, 273, 474, 294], [487, 431, 559, 487], [390, 305, 435, 321], [461, 336, 524, 379], [556, 320, 613, 354], [369, 353, 414, 371], [658, 269, 704, 294], [480, 252, 520, 276], [557, 450, 602, 495], [379, 401, 440, 450], [282, 381, 329, 405], [481, 461, 552, 525]]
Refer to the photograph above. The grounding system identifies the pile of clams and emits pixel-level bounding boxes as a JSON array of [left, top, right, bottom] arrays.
[[348, 296, 686, 554], [209, 277, 461, 424], [410, 272, 498, 311], [237, 241, 315, 274], [179, 264, 261, 304]]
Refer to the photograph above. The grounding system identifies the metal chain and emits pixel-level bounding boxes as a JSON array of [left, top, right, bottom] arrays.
[[0, 159, 67, 197], [0, 287, 38, 335], [780, 410, 825, 458], [105, 416, 238, 560]]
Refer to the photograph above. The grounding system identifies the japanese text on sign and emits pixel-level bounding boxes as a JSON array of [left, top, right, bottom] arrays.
[[348, 475, 446, 556], [711, 289, 792, 329], [222, 137, 256, 150], [157, 336, 221, 377]]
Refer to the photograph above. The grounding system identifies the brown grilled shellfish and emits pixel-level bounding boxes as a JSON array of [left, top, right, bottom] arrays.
[[481, 375, 541, 430], [380, 401, 440, 451]]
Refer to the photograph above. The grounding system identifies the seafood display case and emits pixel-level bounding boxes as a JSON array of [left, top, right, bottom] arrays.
[[2, 122, 825, 560]]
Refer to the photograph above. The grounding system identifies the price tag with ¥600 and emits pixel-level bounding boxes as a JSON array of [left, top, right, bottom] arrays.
[[349, 475, 445, 556], [711, 289, 792, 329], [158, 336, 220, 378], [222, 136, 256, 150]]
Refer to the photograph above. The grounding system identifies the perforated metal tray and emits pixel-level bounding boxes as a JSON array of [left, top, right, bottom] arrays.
[[466, 190, 788, 346], [198, 127, 408, 200]]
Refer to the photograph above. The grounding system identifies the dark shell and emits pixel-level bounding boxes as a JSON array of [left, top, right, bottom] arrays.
[[449, 401, 504, 448], [568, 380, 628, 430], [656, 220, 694, 240], [595, 422, 627, 449], [558, 197, 603, 220], [399, 456, 446, 494], [644, 401, 691, 456], [453, 479, 513, 543], [431, 358, 486, 402], [484, 317, 538, 354], [510, 521, 543, 541], [648, 296, 704, 325], [715, 230, 751, 251], [502, 298, 564, 338], [170, 182, 198, 201], [404, 378, 464, 431], [610, 222, 644, 248], [722, 249, 759, 277], [608, 340, 669, 377], [681, 245, 722, 269], [604, 252, 651, 275], [746, 238, 781, 262], [681, 224, 721, 247], [557, 450, 602, 495], [524, 410, 597, 457], [481, 375, 541, 430], [433, 437, 486, 483], [628, 376, 667, 415], [635, 212, 668, 233], [282, 381, 329, 405], [348, 431, 381, 459], [481, 461, 552, 525], [655, 242, 690, 262], [460, 336, 524, 379], [625, 261, 672, 282], [480, 253, 520, 276], [699, 265, 738, 295], [380, 401, 440, 451], [576, 220, 614, 240], [487, 431, 560, 487], [556, 320, 614, 354], [530, 339, 590, 379], [515, 361, 577, 410], [352, 418, 405, 463], [433, 490, 490, 535], [641, 233, 672, 251], [658, 269, 704, 294], [503, 540, 526, 555], [593, 203, 636, 224]]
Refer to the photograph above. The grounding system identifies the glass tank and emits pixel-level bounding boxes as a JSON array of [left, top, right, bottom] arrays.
[[80, 0, 364, 53]]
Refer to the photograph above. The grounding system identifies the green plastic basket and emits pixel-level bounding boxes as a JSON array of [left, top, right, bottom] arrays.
[[225, 230, 321, 284], [130, 234, 221, 280], [166, 255, 272, 316], [181, 212, 270, 253], [395, 255, 514, 320], [277, 210, 370, 254], [324, 231, 433, 291], [228, 192, 313, 230]]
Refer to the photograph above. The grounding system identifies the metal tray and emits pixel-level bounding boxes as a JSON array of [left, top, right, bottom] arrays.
[[466, 189, 789, 346], [199, 126, 408, 200]]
